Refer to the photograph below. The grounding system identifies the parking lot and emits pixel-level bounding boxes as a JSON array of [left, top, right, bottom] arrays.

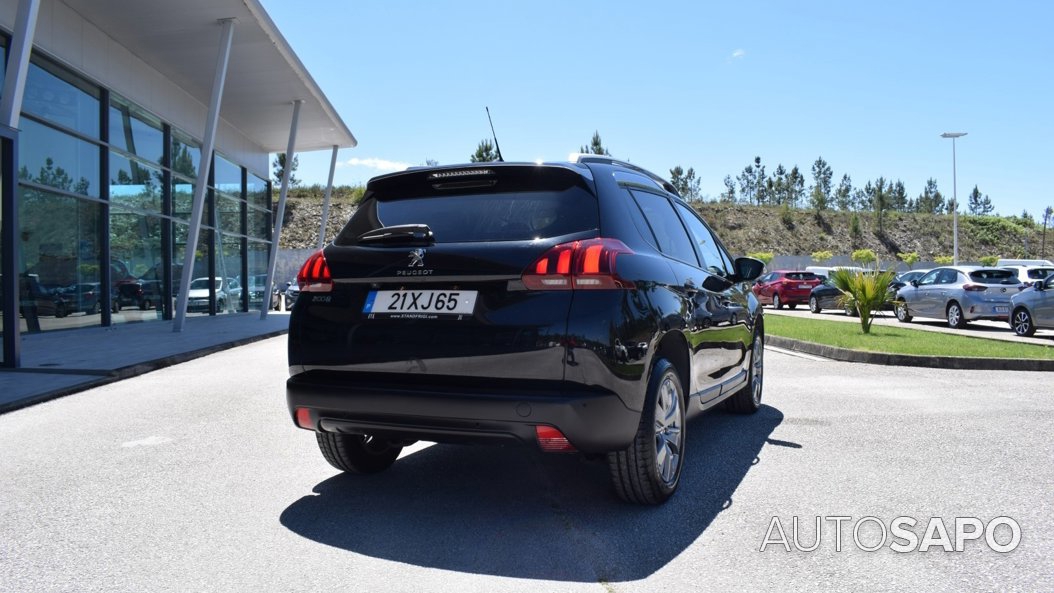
[[767, 306, 1054, 344], [1, 336, 1051, 593]]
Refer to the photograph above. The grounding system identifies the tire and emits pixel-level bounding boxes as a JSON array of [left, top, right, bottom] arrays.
[[316, 432, 403, 474], [773, 293, 783, 310], [946, 301, 968, 329], [608, 358, 685, 505], [55, 303, 67, 318], [726, 322, 764, 414], [809, 296, 820, 314], [895, 302, 912, 323], [787, 303, 797, 310], [92, 301, 102, 315], [141, 299, 153, 311], [844, 303, 857, 317], [1012, 307, 1036, 337]]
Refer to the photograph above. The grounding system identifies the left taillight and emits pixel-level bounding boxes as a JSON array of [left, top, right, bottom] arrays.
[[962, 283, 987, 292], [297, 250, 333, 293]]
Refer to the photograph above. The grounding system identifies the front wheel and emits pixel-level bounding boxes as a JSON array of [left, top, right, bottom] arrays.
[[608, 358, 685, 505], [773, 293, 783, 309], [947, 301, 968, 329], [1012, 307, 1036, 337], [809, 296, 820, 314], [726, 323, 764, 414], [895, 303, 912, 323], [316, 432, 403, 474]]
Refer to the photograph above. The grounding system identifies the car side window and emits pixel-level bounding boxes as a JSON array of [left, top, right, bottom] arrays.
[[918, 270, 941, 286], [938, 269, 959, 284], [629, 190, 699, 266], [674, 202, 733, 276]]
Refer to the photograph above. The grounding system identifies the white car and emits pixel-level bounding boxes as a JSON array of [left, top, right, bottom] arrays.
[[185, 277, 242, 312], [1002, 265, 1054, 286]]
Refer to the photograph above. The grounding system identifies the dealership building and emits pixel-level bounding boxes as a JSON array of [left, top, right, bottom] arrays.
[[0, 0, 356, 367]]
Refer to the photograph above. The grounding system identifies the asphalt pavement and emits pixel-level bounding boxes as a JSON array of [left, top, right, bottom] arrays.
[[1, 338, 1051, 593]]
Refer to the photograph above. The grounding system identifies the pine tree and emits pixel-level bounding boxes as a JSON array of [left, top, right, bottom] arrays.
[[470, 139, 498, 162]]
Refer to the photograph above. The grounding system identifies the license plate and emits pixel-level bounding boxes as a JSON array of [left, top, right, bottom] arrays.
[[363, 290, 477, 317], [798, 284, 811, 289], [994, 306, 1008, 313]]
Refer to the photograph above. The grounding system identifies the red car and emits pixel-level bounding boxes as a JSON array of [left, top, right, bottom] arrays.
[[752, 270, 823, 309]]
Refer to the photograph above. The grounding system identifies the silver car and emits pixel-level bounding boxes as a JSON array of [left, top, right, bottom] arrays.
[[1009, 272, 1054, 336], [894, 266, 1024, 328]]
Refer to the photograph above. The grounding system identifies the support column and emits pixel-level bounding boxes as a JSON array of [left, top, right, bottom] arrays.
[[317, 145, 339, 249], [0, 0, 40, 128], [260, 101, 302, 320], [1, 0, 40, 367], [174, 18, 236, 332]]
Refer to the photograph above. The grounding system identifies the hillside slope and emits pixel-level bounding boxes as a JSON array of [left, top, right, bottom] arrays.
[[275, 188, 1051, 263]]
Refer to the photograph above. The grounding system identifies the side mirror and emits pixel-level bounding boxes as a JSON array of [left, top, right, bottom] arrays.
[[910, 279, 919, 287], [1036, 280, 1046, 291], [733, 257, 765, 283], [702, 274, 733, 293]]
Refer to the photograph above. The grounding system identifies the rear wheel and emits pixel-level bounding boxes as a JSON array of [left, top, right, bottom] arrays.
[[316, 432, 403, 474], [1012, 307, 1036, 337], [608, 358, 685, 505], [773, 293, 783, 309], [55, 303, 67, 318], [844, 303, 857, 317], [895, 302, 912, 323], [947, 301, 968, 329], [809, 296, 820, 313], [92, 301, 101, 315], [726, 322, 764, 414], [787, 303, 797, 310]]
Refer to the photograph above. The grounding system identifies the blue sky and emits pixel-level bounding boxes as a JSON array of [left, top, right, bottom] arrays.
[[259, 0, 1053, 218]]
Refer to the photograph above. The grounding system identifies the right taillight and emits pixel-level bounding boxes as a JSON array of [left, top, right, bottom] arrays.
[[297, 250, 333, 293], [522, 238, 635, 290], [963, 283, 987, 292]]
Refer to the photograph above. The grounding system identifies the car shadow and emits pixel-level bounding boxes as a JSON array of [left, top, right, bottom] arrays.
[[279, 404, 784, 582]]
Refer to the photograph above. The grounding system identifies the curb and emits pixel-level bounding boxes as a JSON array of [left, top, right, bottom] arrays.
[[0, 329, 288, 415], [767, 335, 1054, 372]]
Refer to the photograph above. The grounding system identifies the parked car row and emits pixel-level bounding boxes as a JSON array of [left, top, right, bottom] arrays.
[[772, 264, 1054, 338]]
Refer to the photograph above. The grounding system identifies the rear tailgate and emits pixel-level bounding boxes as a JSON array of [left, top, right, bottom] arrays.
[[288, 164, 599, 385]]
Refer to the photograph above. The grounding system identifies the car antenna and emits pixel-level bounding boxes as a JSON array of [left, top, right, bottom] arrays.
[[486, 106, 504, 162]]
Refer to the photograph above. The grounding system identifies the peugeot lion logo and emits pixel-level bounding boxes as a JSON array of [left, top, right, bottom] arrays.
[[408, 249, 426, 268]]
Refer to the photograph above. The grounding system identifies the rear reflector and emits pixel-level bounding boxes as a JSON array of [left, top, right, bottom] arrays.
[[535, 426, 577, 453], [297, 250, 333, 293], [522, 238, 635, 291], [294, 407, 314, 430]]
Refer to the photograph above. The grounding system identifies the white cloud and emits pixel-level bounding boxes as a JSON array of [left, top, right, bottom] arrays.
[[339, 157, 412, 172], [731, 49, 746, 59]]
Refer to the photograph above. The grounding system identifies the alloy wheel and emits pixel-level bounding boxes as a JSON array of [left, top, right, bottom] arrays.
[[1012, 309, 1034, 336], [653, 375, 684, 487], [751, 332, 764, 406]]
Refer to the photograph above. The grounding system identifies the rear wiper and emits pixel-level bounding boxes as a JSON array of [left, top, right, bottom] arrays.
[[357, 224, 435, 246]]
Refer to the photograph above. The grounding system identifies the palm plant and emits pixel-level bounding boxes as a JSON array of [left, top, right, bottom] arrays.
[[830, 266, 898, 334]]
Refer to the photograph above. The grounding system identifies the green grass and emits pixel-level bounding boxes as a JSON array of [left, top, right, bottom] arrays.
[[766, 315, 1054, 360]]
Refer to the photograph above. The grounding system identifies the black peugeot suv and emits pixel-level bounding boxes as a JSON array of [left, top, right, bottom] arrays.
[[286, 155, 766, 504]]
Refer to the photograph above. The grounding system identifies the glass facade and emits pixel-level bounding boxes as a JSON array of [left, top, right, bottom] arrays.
[[6, 51, 273, 338]]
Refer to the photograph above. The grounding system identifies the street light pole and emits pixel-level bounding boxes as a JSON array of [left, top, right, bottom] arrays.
[[941, 132, 967, 265]]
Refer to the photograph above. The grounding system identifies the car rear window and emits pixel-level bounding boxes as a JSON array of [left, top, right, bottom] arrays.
[[969, 269, 1019, 284], [1026, 268, 1054, 279], [785, 272, 819, 281], [337, 188, 598, 244]]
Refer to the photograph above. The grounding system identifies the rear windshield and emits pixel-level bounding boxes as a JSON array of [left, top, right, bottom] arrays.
[[785, 272, 819, 281], [337, 188, 598, 244], [1026, 268, 1054, 279], [969, 269, 1019, 284]]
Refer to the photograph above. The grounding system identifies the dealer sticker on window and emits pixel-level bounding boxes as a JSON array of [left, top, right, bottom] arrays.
[[363, 290, 477, 318]]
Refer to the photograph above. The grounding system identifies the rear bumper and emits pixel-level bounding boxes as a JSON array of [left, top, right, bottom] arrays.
[[286, 370, 641, 454]]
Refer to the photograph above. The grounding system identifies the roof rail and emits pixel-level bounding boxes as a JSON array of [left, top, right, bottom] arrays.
[[568, 153, 681, 197]]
